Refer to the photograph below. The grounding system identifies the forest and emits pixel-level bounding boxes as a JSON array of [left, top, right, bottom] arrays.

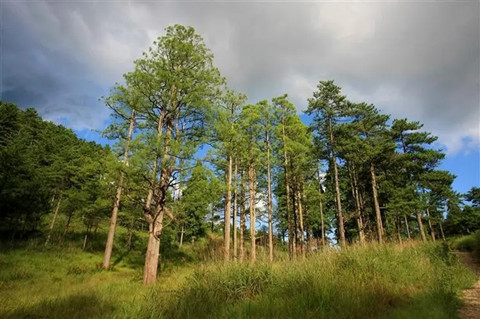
[[1, 25, 479, 318]]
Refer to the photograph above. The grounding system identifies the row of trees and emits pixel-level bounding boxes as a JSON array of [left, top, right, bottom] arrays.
[[98, 25, 476, 285], [1, 25, 478, 286]]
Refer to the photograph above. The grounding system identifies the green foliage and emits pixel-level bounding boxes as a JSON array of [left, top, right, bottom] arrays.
[[0, 102, 113, 238], [179, 161, 223, 240]]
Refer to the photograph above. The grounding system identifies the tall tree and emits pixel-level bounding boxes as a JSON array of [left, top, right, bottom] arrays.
[[102, 85, 139, 269], [272, 94, 297, 259], [122, 25, 224, 284], [307, 81, 349, 247], [238, 102, 263, 264]]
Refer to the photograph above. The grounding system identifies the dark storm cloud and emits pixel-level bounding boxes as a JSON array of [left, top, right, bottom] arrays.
[[1, 1, 478, 153]]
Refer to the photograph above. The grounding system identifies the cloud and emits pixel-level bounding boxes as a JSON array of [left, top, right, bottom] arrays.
[[1, 1, 478, 154]]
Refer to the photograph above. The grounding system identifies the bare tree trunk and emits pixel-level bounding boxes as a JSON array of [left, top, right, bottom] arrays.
[[329, 119, 345, 247], [293, 190, 298, 254], [297, 189, 305, 259], [396, 218, 403, 244], [439, 221, 446, 241], [350, 165, 365, 245], [45, 194, 62, 246], [64, 213, 73, 236], [319, 198, 325, 247], [233, 160, 238, 261], [425, 208, 436, 242], [332, 156, 345, 247], [281, 124, 295, 260], [404, 215, 411, 239], [249, 164, 256, 264], [83, 226, 90, 250], [179, 225, 184, 247], [224, 155, 232, 260], [317, 168, 326, 248], [370, 162, 384, 244], [239, 171, 246, 263], [266, 133, 274, 262], [416, 211, 427, 242]]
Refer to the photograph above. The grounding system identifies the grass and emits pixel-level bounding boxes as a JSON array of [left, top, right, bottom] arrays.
[[0, 241, 476, 318], [449, 231, 480, 258]]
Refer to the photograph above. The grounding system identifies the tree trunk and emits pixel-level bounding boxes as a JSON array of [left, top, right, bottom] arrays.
[[416, 211, 427, 242], [292, 189, 298, 254], [179, 225, 184, 247], [239, 171, 246, 263], [83, 226, 90, 250], [233, 160, 238, 261], [282, 125, 294, 259], [425, 208, 436, 242], [297, 189, 305, 259], [404, 215, 411, 239], [319, 197, 325, 247], [83, 234, 88, 250], [266, 133, 274, 262], [143, 116, 171, 285], [64, 213, 73, 236], [317, 168, 326, 248], [144, 109, 165, 219], [328, 119, 345, 247], [396, 218, 403, 244], [143, 218, 163, 285], [249, 163, 256, 264], [439, 221, 446, 241], [224, 155, 232, 260], [45, 194, 62, 246], [332, 156, 345, 247], [103, 110, 136, 268], [370, 162, 384, 244], [350, 166, 365, 245]]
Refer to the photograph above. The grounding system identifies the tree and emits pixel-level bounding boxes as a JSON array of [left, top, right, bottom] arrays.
[[238, 102, 263, 264], [212, 89, 247, 261], [346, 102, 393, 243], [181, 160, 222, 241], [307, 81, 349, 247], [465, 187, 480, 208], [122, 25, 224, 284], [102, 84, 139, 269]]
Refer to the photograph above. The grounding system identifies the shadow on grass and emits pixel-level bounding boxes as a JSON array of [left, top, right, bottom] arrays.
[[112, 247, 145, 269], [1, 293, 115, 319]]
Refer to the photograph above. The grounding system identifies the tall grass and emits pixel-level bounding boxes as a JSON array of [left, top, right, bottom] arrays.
[[449, 230, 480, 258], [148, 242, 474, 319], [0, 242, 475, 318]]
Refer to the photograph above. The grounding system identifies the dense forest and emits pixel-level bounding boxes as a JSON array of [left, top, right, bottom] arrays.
[[1, 24, 479, 318]]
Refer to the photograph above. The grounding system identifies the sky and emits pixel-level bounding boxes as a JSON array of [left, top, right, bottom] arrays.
[[1, 0, 479, 193]]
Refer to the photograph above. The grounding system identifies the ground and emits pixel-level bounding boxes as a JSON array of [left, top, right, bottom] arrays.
[[457, 252, 480, 319]]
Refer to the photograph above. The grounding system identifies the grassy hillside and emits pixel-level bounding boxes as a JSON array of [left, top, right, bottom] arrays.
[[0, 242, 475, 319]]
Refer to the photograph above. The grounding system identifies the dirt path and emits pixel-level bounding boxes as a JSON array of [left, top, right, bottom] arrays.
[[456, 252, 480, 319]]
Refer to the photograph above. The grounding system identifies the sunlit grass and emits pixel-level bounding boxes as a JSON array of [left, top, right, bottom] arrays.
[[0, 241, 475, 318]]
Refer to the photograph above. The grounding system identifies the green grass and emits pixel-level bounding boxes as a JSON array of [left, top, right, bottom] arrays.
[[449, 231, 480, 258], [0, 242, 476, 318]]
